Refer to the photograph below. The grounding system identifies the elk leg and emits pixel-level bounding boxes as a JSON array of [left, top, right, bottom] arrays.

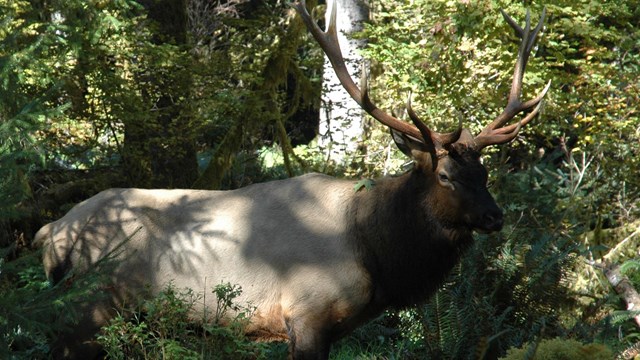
[[285, 316, 331, 360], [51, 329, 102, 360], [51, 300, 114, 359]]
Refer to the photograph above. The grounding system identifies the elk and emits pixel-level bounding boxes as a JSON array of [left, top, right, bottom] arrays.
[[35, 2, 548, 359]]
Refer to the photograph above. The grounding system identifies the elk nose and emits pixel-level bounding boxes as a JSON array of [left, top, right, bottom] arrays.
[[484, 210, 504, 232]]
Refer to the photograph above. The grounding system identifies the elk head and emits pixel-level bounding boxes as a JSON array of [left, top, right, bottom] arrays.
[[295, 1, 550, 233]]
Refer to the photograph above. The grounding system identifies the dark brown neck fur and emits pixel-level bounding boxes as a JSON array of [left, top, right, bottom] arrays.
[[348, 170, 474, 309]]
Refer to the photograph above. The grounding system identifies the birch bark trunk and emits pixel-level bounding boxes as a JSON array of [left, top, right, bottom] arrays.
[[318, 0, 369, 162]]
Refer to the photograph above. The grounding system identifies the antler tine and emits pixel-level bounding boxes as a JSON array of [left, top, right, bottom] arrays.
[[359, 64, 377, 117], [294, 0, 423, 140], [406, 92, 433, 140], [436, 119, 463, 147], [474, 7, 549, 151], [503, 7, 546, 111], [502, 8, 546, 59], [493, 80, 551, 134], [480, 100, 546, 146], [407, 92, 463, 148], [406, 92, 438, 165]]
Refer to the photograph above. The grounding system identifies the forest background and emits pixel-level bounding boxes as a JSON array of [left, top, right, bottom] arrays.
[[1, 0, 639, 359]]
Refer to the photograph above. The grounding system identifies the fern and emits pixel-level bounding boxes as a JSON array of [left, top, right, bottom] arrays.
[[610, 310, 640, 325], [620, 259, 640, 276]]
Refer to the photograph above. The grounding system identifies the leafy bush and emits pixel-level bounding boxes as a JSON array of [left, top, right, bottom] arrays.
[[0, 248, 109, 359], [97, 282, 287, 360], [500, 337, 613, 360]]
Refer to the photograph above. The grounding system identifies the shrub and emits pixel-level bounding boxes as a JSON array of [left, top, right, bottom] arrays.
[[0, 248, 110, 359], [500, 337, 613, 360], [97, 282, 287, 360]]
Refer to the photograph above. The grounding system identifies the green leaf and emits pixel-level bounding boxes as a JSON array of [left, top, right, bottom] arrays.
[[354, 179, 375, 192]]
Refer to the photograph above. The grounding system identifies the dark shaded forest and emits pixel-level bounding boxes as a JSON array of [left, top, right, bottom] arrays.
[[1, 0, 639, 358]]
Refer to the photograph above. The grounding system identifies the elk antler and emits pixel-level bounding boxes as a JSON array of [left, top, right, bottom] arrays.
[[294, 0, 462, 159], [473, 8, 551, 150]]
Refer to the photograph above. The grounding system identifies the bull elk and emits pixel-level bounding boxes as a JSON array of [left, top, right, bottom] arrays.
[[35, 2, 549, 359]]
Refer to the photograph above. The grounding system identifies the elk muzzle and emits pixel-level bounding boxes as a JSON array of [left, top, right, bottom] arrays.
[[481, 207, 504, 233], [463, 192, 504, 233]]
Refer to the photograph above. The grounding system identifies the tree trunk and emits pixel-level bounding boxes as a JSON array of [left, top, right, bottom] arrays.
[[318, 0, 369, 163], [124, 0, 199, 189]]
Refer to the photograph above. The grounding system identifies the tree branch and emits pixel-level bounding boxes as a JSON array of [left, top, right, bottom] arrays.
[[592, 261, 640, 329]]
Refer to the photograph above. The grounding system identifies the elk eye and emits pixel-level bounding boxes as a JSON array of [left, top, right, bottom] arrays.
[[438, 172, 449, 183]]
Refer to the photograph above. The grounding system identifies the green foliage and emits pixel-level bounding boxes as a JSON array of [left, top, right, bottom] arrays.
[[97, 282, 286, 360], [0, 1, 68, 223], [1, 0, 144, 170], [0, 99, 59, 221], [0, 0, 638, 358], [193, 0, 320, 189], [0, 251, 51, 359], [621, 259, 640, 282], [333, 0, 640, 357], [500, 337, 613, 360], [330, 314, 415, 360], [359, 0, 640, 219], [98, 284, 201, 360], [0, 248, 109, 359], [0, 0, 314, 189], [353, 179, 375, 192]]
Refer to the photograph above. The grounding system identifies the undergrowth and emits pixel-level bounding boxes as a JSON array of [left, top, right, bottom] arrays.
[[97, 282, 288, 360]]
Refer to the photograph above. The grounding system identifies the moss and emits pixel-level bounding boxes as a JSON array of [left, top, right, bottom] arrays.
[[500, 338, 613, 360]]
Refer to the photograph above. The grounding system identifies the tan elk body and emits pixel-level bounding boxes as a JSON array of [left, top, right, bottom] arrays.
[[35, 2, 549, 359], [38, 174, 374, 356]]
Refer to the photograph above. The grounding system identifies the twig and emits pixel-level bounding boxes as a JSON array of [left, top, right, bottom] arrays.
[[604, 226, 640, 261]]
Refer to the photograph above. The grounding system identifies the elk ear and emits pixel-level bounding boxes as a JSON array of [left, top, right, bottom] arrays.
[[391, 129, 435, 171]]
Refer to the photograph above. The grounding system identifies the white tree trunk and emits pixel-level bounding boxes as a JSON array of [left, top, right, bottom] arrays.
[[318, 0, 369, 162]]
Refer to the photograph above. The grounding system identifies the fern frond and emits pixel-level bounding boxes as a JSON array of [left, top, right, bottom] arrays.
[[610, 310, 640, 325]]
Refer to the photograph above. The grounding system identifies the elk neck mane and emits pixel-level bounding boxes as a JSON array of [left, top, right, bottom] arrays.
[[347, 167, 475, 309]]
